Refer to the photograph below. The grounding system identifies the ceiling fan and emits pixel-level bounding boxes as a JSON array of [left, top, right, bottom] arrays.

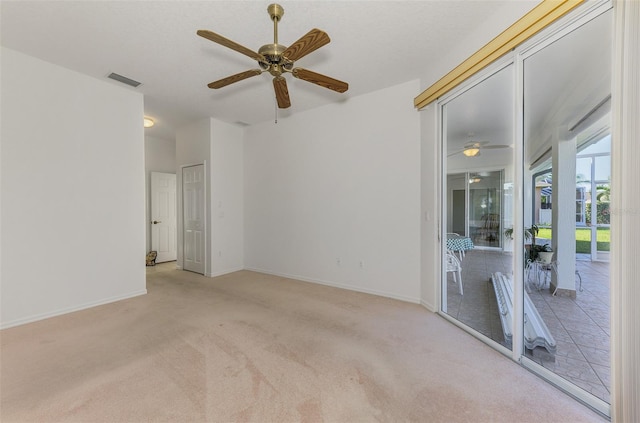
[[197, 3, 349, 109], [448, 141, 511, 157], [469, 173, 483, 183]]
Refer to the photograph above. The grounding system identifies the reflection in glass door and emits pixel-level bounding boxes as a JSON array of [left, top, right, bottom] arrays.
[[438, 2, 612, 417], [577, 136, 611, 261], [448, 171, 505, 248], [522, 7, 612, 412], [470, 171, 502, 249], [441, 62, 514, 351]]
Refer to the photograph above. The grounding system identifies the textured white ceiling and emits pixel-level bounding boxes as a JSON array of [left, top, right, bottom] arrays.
[[1, 1, 538, 140]]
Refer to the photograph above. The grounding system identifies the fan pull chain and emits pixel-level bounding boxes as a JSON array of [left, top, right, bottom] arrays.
[[274, 99, 278, 124]]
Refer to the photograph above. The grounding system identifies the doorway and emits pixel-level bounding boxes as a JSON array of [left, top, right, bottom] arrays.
[[150, 172, 177, 263]]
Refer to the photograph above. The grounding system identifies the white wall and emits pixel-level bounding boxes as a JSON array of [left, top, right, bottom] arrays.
[[244, 80, 421, 302], [175, 118, 244, 276], [145, 135, 176, 173], [0, 47, 146, 328], [211, 120, 244, 276], [144, 135, 176, 252]]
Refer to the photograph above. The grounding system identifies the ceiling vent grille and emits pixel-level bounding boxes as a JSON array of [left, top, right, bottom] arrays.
[[107, 72, 141, 88]]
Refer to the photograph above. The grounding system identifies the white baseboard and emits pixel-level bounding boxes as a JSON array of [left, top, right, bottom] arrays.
[[420, 299, 437, 312], [0, 289, 148, 330], [206, 266, 244, 278], [244, 267, 421, 304]]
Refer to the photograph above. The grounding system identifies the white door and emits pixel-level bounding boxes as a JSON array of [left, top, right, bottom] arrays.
[[183, 165, 205, 274], [151, 172, 177, 263]]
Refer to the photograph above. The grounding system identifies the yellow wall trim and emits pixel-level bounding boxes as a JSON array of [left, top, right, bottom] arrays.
[[414, 0, 584, 109]]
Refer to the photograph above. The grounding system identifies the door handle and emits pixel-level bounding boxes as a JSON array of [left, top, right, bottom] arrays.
[[152, 220, 162, 224]]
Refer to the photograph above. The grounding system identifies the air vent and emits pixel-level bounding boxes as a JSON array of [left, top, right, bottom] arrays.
[[107, 72, 141, 88]]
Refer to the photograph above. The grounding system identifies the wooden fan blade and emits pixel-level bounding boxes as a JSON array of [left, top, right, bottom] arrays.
[[292, 68, 349, 93], [208, 70, 263, 89], [464, 143, 483, 149], [483, 144, 512, 149], [197, 29, 265, 62], [273, 77, 291, 109], [282, 29, 330, 62]]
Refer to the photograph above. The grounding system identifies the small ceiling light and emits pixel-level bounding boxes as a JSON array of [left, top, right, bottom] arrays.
[[463, 147, 480, 157], [143, 117, 155, 128]]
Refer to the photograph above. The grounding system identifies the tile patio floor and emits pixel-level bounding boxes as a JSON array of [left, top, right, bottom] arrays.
[[445, 249, 610, 403]]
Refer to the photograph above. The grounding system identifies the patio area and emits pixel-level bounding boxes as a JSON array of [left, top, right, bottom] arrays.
[[445, 249, 610, 403]]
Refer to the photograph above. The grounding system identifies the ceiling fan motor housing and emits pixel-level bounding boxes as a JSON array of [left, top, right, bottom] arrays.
[[258, 43, 293, 75]]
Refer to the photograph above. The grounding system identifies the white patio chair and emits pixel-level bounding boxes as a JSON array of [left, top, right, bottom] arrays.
[[446, 251, 463, 295]]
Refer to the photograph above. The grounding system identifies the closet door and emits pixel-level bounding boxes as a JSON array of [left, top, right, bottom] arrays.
[[183, 164, 205, 274]]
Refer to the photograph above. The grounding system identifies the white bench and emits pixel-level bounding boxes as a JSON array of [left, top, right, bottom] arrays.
[[491, 272, 556, 354]]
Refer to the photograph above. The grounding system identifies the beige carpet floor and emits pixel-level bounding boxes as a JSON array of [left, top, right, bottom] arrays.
[[1, 264, 605, 422]]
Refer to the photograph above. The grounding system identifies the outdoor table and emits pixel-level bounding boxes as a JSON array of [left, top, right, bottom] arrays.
[[447, 234, 474, 259]]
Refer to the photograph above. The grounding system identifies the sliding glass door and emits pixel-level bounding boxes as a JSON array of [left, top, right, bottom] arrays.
[[439, 2, 612, 417]]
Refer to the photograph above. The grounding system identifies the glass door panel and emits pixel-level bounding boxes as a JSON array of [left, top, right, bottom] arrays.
[[522, 7, 612, 407], [441, 63, 514, 350]]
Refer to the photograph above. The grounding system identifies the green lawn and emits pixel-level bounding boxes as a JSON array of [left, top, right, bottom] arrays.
[[537, 227, 610, 253]]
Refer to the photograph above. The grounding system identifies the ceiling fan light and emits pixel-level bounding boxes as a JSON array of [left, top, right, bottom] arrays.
[[463, 147, 480, 157], [143, 117, 155, 128]]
